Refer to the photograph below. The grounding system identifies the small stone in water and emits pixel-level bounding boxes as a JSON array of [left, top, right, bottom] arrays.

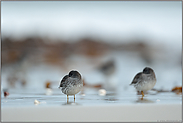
[[81, 94, 85, 96], [156, 99, 160, 101], [98, 89, 106, 96], [172, 86, 182, 94], [46, 88, 53, 95], [4, 91, 9, 97], [34, 99, 40, 105]]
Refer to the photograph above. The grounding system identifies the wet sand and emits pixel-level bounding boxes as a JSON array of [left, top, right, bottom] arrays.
[[2, 103, 181, 122], [1, 87, 182, 122]]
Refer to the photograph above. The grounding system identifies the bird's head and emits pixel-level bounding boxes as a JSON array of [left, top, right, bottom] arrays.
[[69, 70, 81, 79]]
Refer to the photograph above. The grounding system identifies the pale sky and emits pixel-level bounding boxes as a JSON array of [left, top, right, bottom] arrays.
[[1, 1, 182, 46]]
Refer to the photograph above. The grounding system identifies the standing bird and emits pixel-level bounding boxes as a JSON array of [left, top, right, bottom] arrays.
[[98, 60, 115, 76], [130, 67, 156, 99], [59, 70, 83, 102], [97, 59, 118, 92]]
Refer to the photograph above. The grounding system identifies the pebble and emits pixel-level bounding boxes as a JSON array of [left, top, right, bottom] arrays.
[[98, 89, 107, 96], [46, 88, 53, 95], [34, 99, 40, 105]]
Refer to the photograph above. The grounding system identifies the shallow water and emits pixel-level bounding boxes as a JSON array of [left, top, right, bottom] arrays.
[[1, 51, 182, 107], [1, 87, 182, 107]]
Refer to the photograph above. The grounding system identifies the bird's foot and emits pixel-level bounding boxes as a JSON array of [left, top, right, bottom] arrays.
[[141, 91, 144, 100]]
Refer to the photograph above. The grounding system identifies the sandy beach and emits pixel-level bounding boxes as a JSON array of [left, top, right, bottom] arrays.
[[2, 103, 181, 122]]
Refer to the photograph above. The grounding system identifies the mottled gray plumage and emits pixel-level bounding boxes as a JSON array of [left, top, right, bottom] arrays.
[[60, 75, 69, 87], [130, 72, 143, 85], [130, 67, 156, 92], [59, 70, 83, 98]]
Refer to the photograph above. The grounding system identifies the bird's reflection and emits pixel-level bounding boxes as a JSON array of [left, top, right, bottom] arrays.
[[135, 98, 155, 103], [62, 100, 80, 105], [106, 91, 117, 96], [103, 91, 119, 102]]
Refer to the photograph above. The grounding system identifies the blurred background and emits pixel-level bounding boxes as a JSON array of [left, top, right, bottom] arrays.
[[1, 1, 182, 95]]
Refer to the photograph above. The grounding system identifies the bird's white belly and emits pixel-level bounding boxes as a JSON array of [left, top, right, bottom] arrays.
[[135, 80, 156, 92], [66, 85, 82, 95]]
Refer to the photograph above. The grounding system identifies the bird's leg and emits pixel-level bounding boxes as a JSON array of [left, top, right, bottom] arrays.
[[141, 91, 144, 97], [141, 91, 144, 100], [67, 95, 69, 102], [74, 95, 75, 102]]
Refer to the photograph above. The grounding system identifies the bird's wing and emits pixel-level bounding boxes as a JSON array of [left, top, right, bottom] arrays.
[[130, 72, 143, 85], [59, 75, 69, 88]]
